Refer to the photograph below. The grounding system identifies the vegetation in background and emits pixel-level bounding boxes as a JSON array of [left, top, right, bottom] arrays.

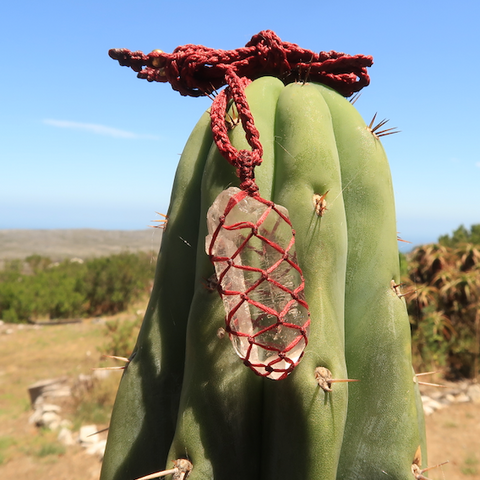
[[405, 224, 480, 379], [97, 315, 143, 358], [0, 252, 155, 323], [82, 254, 154, 316], [1, 225, 479, 380], [438, 223, 480, 247]]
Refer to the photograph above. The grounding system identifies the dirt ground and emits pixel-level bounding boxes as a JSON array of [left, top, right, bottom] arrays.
[[0, 316, 479, 480], [424, 401, 480, 480]]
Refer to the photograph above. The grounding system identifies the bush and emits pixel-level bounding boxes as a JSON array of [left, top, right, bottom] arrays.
[[404, 225, 480, 379], [82, 252, 155, 316], [0, 252, 156, 323], [438, 223, 480, 247]]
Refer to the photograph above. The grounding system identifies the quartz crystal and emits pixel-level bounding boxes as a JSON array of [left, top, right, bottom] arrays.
[[206, 187, 310, 380]]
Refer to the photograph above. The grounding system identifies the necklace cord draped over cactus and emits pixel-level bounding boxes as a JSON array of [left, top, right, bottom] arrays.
[[109, 30, 373, 194], [109, 31, 374, 379], [108, 29, 373, 97]]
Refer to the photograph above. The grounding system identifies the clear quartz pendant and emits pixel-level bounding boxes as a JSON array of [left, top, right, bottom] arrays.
[[206, 187, 310, 380]]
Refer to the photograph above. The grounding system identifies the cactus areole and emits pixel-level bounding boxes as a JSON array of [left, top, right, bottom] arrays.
[[104, 31, 427, 480]]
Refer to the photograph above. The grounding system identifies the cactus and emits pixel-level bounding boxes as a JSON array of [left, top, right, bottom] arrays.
[[102, 31, 427, 480]]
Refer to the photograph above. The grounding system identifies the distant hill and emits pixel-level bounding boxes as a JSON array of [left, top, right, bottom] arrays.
[[0, 229, 163, 261]]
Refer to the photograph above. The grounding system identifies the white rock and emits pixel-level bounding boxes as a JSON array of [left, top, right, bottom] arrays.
[[46, 386, 71, 398], [41, 403, 62, 413], [92, 368, 111, 381], [421, 395, 434, 406], [28, 409, 43, 425], [445, 393, 456, 403], [457, 380, 470, 392], [60, 419, 73, 429], [423, 405, 435, 416], [445, 386, 462, 396], [78, 425, 99, 445], [28, 377, 70, 405], [422, 396, 444, 412], [453, 392, 470, 403], [428, 390, 444, 400], [467, 384, 480, 404], [29, 402, 61, 426], [78, 373, 93, 383], [40, 411, 62, 430], [58, 427, 75, 446]]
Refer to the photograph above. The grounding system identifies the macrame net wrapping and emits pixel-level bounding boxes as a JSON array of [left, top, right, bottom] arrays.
[[109, 30, 373, 379], [206, 187, 310, 381]]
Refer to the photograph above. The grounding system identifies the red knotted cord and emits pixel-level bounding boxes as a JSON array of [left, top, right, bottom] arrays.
[[109, 30, 373, 196], [206, 188, 310, 380], [209, 71, 263, 195], [110, 31, 372, 378], [109, 29, 373, 98]]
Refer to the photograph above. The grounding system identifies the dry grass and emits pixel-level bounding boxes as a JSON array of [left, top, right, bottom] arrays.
[[0, 300, 147, 479], [1, 296, 479, 480]]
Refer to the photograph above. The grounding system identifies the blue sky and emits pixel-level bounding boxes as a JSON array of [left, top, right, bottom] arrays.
[[1, 0, 479, 251]]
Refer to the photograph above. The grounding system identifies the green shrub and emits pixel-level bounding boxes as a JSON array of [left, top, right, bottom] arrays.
[[31, 261, 87, 319], [0, 252, 156, 323], [25, 254, 53, 274], [439, 223, 480, 247], [82, 252, 155, 316]]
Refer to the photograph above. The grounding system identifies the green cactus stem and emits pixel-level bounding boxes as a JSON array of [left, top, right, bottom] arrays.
[[102, 31, 427, 480]]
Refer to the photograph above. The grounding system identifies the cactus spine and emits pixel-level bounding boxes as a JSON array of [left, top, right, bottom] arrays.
[[103, 33, 426, 480]]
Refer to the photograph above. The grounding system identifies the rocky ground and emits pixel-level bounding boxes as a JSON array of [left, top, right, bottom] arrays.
[[0, 317, 479, 480], [421, 380, 480, 479]]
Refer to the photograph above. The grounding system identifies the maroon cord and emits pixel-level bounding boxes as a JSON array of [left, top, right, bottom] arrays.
[[209, 71, 263, 196], [109, 30, 372, 98], [109, 30, 373, 196]]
